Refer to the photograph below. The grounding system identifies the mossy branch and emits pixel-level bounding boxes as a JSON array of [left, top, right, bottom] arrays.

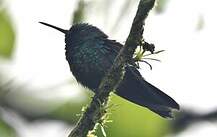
[[68, 0, 156, 137]]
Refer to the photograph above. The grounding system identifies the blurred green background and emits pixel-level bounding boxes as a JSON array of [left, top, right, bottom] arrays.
[[1, 0, 217, 137]]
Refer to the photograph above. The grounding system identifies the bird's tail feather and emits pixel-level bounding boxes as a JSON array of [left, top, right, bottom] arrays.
[[116, 66, 180, 118]]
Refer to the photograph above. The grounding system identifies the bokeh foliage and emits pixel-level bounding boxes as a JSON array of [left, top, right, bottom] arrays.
[[96, 94, 170, 137], [0, 2, 17, 136], [0, 7, 15, 59], [0, 119, 17, 137]]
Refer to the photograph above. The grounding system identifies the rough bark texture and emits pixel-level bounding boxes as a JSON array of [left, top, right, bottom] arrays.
[[68, 0, 156, 137]]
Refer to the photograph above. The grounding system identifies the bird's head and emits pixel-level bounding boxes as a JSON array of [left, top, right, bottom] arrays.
[[39, 22, 108, 48]]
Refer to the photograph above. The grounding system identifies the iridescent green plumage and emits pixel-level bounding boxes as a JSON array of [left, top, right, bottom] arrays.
[[40, 22, 180, 118]]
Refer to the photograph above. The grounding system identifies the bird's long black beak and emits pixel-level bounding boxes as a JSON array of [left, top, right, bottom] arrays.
[[39, 22, 68, 34]]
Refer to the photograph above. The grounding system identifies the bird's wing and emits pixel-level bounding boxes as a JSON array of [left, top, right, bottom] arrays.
[[116, 66, 180, 118], [93, 38, 122, 66], [94, 38, 180, 118], [99, 38, 137, 67]]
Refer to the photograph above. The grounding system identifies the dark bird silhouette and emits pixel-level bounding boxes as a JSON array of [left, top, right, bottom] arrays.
[[39, 22, 180, 118]]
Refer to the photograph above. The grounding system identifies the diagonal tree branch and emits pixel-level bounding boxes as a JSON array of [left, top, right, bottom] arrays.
[[68, 0, 156, 137]]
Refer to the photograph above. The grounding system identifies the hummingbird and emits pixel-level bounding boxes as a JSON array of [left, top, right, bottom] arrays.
[[39, 22, 179, 118]]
